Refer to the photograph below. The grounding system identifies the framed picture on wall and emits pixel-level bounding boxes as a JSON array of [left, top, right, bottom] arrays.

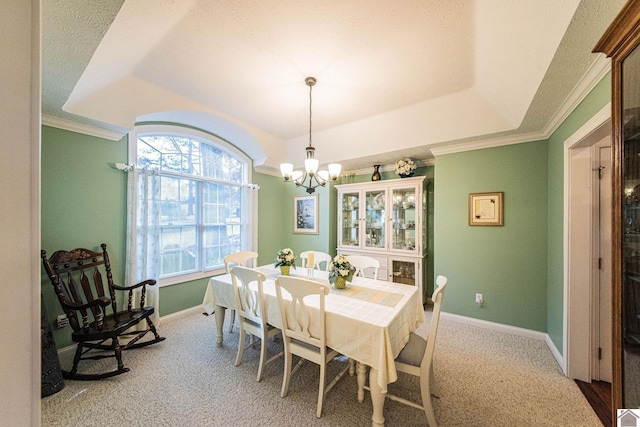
[[294, 194, 319, 234], [469, 192, 504, 226]]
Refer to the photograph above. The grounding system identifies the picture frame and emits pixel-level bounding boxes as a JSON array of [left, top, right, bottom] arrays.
[[294, 194, 319, 234], [469, 192, 504, 226]]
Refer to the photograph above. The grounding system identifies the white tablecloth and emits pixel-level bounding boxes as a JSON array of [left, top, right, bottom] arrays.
[[202, 265, 424, 392]]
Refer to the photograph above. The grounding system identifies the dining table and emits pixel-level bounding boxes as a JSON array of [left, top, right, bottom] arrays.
[[202, 264, 425, 426]]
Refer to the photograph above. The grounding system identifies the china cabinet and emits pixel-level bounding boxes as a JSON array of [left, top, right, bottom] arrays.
[[594, 0, 640, 416], [336, 176, 427, 301]]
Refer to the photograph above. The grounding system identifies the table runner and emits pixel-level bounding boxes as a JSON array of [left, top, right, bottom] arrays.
[[330, 284, 403, 307]]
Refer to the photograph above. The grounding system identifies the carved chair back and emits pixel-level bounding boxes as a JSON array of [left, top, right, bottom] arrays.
[[41, 243, 141, 333]]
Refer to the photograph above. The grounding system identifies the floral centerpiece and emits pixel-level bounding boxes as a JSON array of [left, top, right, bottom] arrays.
[[328, 255, 355, 289], [275, 248, 296, 275], [394, 158, 416, 178]]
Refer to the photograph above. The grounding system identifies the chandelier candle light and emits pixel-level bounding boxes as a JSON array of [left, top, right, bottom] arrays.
[[280, 77, 342, 194]]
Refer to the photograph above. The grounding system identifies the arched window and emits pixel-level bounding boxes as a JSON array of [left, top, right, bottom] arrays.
[[130, 124, 256, 285]]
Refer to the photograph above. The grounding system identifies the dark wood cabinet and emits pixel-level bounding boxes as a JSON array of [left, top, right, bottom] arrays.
[[594, 0, 640, 418]]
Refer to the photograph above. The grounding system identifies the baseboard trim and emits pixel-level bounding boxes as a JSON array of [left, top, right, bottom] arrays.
[[440, 312, 569, 372], [441, 312, 547, 341], [56, 306, 204, 359], [160, 305, 203, 323], [545, 334, 566, 375]]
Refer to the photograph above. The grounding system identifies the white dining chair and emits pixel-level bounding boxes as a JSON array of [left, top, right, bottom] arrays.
[[231, 266, 283, 382], [224, 251, 259, 332], [300, 251, 332, 271], [362, 275, 448, 426], [347, 255, 380, 280], [275, 276, 350, 418]]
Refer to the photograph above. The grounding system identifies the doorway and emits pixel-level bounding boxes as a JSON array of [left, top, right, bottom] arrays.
[[565, 104, 611, 383]]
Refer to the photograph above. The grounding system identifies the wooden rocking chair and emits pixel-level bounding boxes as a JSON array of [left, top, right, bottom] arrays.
[[41, 243, 165, 380]]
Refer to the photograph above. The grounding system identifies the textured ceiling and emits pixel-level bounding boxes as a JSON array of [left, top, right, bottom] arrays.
[[42, 0, 625, 173]]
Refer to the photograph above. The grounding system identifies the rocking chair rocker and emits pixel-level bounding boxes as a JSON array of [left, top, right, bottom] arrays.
[[41, 243, 165, 380]]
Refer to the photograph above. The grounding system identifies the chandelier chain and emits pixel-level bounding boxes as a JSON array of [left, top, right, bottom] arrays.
[[308, 79, 313, 148]]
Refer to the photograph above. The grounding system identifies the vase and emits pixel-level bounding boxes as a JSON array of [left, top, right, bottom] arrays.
[[371, 165, 381, 181], [335, 276, 347, 289], [280, 265, 290, 276], [399, 172, 414, 178]]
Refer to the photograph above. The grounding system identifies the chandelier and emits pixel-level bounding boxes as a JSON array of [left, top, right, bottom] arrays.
[[280, 77, 341, 194]]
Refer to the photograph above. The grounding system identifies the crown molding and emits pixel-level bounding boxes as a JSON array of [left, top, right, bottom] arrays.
[[541, 54, 610, 138], [430, 56, 611, 157], [42, 114, 126, 141], [429, 130, 548, 156]]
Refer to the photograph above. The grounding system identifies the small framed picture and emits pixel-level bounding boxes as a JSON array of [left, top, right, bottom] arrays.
[[294, 194, 319, 234], [469, 192, 504, 226]]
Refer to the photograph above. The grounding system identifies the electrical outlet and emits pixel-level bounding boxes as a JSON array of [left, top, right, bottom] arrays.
[[56, 314, 69, 328], [475, 293, 484, 306]]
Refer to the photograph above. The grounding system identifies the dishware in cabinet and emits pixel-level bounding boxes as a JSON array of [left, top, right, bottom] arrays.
[[339, 190, 361, 248], [336, 177, 425, 254], [390, 256, 424, 301], [390, 185, 419, 252], [365, 189, 387, 249]]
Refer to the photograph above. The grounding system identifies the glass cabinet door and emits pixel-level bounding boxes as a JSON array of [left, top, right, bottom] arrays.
[[391, 186, 417, 252], [622, 45, 640, 409], [391, 259, 416, 287], [340, 191, 360, 247], [365, 189, 386, 249]]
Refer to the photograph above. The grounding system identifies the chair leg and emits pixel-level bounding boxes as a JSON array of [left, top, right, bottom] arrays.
[[257, 335, 267, 382], [235, 326, 246, 367], [146, 317, 164, 342], [316, 363, 326, 418], [113, 337, 125, 372], [429, 363, 439, 397], [69, 343, 84, 376], [228, 309, 235, 333], [420, 374, 437, 427], [281, 350, 292, 398]]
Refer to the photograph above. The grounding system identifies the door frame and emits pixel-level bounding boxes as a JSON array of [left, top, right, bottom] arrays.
[[564, 103, 611, 381]]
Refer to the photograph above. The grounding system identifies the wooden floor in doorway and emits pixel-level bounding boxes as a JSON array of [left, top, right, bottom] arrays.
[[575, 379, 611, 426]]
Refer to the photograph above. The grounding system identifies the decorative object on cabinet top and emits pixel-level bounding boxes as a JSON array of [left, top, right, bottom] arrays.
[[394, 158, 416, 178], [371, 165, 381, 181]]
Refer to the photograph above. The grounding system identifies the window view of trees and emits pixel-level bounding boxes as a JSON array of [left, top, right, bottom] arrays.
[[137, 132, 247, 278]]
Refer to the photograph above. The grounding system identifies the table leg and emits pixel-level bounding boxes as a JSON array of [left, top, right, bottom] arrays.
[[369, 367, 385, 427], [356, 362, 367, 403], [214, 305, 226, 346]]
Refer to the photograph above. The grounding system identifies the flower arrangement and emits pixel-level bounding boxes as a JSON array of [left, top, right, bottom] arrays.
[[328, 255, 355, 285], [275, 248, 296, 268], [394, 158, 416, 177]]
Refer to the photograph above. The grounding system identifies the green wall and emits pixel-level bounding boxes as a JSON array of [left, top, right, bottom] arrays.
[[545, 74, 612, 349], [434, 141, 549, 331], [41, 126, 129, 347], [41, 69, 610, 352]]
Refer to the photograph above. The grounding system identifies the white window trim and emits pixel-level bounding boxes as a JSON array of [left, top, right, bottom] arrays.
[[129, 123, 254, 287]]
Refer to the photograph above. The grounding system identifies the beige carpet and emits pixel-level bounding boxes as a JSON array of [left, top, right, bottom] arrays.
[[41, 310, 602, 426]]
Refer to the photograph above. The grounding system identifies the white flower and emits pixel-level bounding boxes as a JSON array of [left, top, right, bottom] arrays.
[[394, 158, 416, 176], [275, 248, 296, 268]]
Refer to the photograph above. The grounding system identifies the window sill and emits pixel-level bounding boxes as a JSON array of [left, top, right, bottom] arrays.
[[159, 268, 226, 287]]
